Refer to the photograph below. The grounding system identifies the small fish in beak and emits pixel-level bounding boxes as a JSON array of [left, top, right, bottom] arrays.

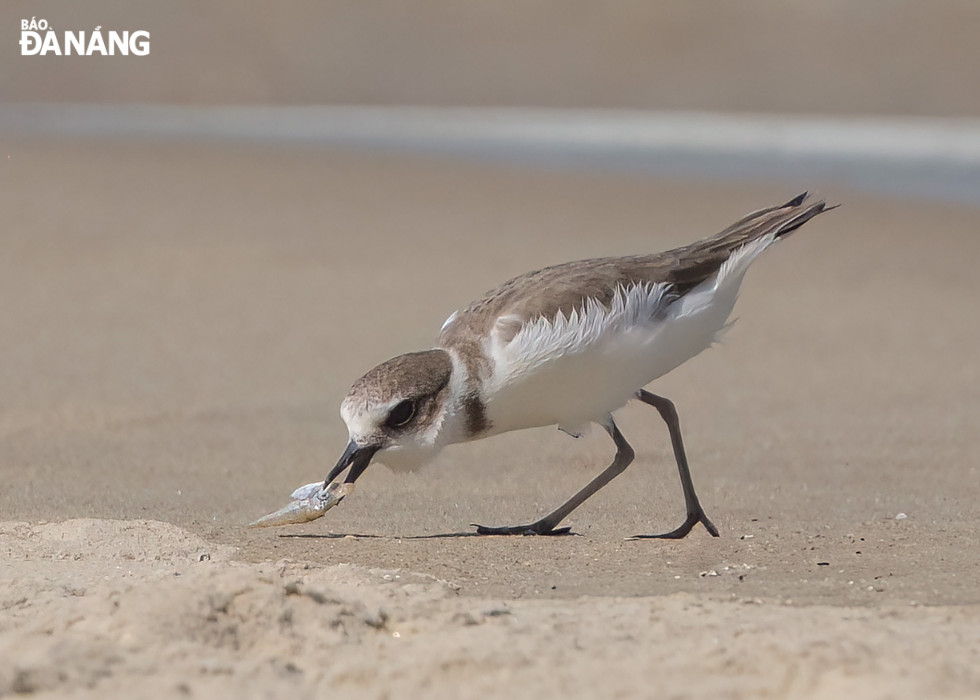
[[248, 481, 355, 528]]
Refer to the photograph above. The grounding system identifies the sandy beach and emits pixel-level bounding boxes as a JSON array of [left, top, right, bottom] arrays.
[[2, 136, 979, 697], [4, 1, 980, 693]]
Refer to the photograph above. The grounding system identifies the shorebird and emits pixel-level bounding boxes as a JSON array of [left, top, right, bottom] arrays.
[[252, 193, 830, 537]]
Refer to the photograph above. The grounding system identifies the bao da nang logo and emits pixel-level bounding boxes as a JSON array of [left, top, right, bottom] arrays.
[[20, 18, 150, 56]]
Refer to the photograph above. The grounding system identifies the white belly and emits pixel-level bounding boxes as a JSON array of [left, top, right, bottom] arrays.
[[483, 238, 768, 436]]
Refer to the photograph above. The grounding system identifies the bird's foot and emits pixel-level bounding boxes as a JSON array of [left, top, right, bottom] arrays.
[[627, 509, 719, 540], [472, 522, 572, 536]]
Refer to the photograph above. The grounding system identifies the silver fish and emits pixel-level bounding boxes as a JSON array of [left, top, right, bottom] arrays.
[[248, 481, 354, 528]]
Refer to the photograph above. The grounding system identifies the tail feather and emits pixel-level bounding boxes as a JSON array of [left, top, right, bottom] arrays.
[[655, 193, 833, 295], [772, 193, 836, 241], [714, 191, 811, 238], [704, 192, 829, 250]]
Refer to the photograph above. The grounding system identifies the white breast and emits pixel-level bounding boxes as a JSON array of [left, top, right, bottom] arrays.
[[482, 236, 774, 436]]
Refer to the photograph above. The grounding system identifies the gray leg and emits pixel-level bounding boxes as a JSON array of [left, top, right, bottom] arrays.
[[474, 418, 635, 536], [634, 390, 719, 539]]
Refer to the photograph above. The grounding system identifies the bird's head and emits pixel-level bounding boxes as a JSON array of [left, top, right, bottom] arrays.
[[326, 349, 455, 485]]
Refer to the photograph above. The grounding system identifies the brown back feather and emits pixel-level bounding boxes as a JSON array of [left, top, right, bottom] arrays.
[[438, 193, 829, 372]]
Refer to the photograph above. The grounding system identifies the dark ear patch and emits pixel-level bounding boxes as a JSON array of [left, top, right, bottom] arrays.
[[385, 399, 416, 429]]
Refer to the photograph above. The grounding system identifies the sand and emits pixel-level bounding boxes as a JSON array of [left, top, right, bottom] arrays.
[[2, 139, 979, 698]]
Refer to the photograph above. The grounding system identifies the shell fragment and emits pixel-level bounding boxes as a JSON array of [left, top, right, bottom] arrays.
[[249, 481, 354, 528]]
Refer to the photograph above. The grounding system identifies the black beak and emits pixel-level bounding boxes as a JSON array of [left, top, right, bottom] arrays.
[[323, 440, 379, 487]]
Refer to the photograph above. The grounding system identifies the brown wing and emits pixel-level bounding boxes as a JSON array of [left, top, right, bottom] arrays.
[[439, 192, 829, 353]]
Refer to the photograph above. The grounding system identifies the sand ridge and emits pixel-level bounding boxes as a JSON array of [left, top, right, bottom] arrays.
[[3, 519, 979, 699]]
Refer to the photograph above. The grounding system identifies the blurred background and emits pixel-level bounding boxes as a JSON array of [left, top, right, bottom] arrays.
[[4, 0, 980, 115], [6, 1, 980, 205]]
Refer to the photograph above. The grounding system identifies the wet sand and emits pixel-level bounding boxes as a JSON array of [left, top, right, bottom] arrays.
[[2, 139, 979, 697]]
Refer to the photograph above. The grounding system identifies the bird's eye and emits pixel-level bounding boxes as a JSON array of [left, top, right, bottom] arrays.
[[385, 399, 416, 429]]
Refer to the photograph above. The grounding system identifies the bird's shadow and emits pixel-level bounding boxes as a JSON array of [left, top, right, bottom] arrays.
[[278, 530, 487, 540], [277, 529, 581, 540], [277, 532, 386, 540]]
